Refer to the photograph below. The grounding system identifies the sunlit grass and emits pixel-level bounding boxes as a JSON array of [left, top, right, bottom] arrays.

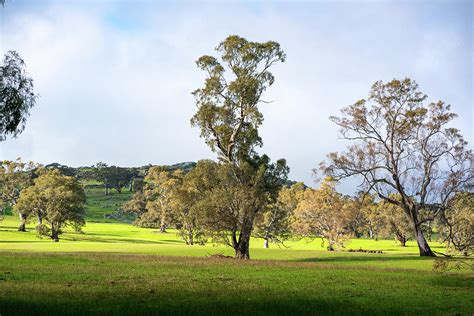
[[1, 188, 472, 315], [0, 215, 461, 272]]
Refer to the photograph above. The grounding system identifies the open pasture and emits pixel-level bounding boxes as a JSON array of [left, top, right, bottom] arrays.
[[0, 215, 473, 315]]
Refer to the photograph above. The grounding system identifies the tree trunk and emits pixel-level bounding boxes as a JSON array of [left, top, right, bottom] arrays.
[[234, 216, 254, 259], [395, 232, 406, 247], [50, 224, 59, 242], [327, 240, 335, 251], [414, 224, 434, 256], [368, 228, 374, 239], [235, 235, 250, 259], [18, 213, 27, 232], [160, 224, 166, 233], [407, 207, 435, 256], [187, 229, 194, 245], [263, 238, 269, 249], [36, 213, 43, 231], [51, 230, 59, 242]]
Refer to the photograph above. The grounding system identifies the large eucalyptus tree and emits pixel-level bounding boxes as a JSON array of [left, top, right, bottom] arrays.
[[322, 78, 473, 256], [191, 35, 288, 259]]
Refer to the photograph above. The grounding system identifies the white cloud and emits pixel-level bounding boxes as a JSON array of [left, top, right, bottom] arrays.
[[0, 0, 472, 193]]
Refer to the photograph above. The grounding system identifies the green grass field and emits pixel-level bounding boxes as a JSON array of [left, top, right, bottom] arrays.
[[0, 189, 472, 315]]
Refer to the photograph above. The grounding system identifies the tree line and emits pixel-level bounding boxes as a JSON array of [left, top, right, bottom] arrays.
[[1, 35, 472, 258]]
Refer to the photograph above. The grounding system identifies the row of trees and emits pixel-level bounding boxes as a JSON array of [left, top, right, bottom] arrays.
[[45, 162, 196, 196], [124, 168, 473, 256], [0, 160, 86, 241], [1, 156, 471, 255]]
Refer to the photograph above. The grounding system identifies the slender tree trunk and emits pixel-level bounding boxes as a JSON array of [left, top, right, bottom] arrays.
[[187, 229, 194, 246], [368, 228, 374, 239], [160, 224, 166, 233], [51, 229, 59, 242], [36, 213, 43, 231], [18, 213, 27, 232], [263, 238, 269, 249], [327, 240, 335, 251], [395, 232, 406, 247]]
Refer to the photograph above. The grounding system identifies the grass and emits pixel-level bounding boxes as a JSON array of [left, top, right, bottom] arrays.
[[0, 188, 472, 315], [83, 187, 134, 222], [0, 251, 472, 315]]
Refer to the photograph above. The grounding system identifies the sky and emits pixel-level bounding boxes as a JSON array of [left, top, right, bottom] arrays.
[[0, 0, 472, 192]]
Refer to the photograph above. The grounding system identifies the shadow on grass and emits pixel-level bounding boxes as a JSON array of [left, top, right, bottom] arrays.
[[0, 240, 46, 243], [295, 254, 432, 263], [61, 236, 165, 244], [0, 295, 403, 316]]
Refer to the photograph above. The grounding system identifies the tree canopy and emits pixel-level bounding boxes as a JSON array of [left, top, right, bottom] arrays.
[[15, 169, 86, 241], [1, 51, 37, 141], [322, 78, 473, 256]]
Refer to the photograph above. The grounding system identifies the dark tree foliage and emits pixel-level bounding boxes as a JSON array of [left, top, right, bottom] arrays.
[[45, 163, 77, 177], [1, 51, 37, 141]]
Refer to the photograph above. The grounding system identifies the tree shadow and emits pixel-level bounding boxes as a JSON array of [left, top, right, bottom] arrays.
[[295, 254, 432, 263], [61, 236, 164, 244]]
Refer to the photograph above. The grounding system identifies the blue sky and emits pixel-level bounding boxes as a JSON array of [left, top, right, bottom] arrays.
[[0, 0, 472, 192]]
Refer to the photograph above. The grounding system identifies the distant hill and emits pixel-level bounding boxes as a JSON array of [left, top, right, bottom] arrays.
[[45, 161, 198, 178]]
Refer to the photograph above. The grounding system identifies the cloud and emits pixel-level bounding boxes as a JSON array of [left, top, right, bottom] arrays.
[[0, 0, 472, 193]]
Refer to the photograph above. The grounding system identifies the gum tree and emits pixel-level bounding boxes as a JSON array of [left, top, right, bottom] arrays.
[[254, 182, 305, 248], [191, 35, 287, 259], [0, 159, 38, 230], [15, 169, 86, 242], [440, 192, 473, 256], [322, 78, 473, 256], [293, 178, 355, 251], [1, 51, 37, 141]]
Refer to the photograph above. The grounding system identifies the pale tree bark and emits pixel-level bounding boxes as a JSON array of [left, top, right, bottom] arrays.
[[18, 212, 27, 231], [36, 212, 43, 231]]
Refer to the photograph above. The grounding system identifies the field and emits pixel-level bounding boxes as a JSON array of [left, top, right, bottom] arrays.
[[0, 189, 473, 315]]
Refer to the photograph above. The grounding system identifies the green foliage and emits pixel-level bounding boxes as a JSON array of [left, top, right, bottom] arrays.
[[93, 163, 136, 195], [254, 182, 305, 247], [15, 169, 86, 241], [0, 159, 39, 229], [191, 35, 285, 162], [440, 192, 474, 256], [379, 197, 412, 246], [190, 35, 287, 259], [293, 178, 356, 251], [0, 50, 37, 141]]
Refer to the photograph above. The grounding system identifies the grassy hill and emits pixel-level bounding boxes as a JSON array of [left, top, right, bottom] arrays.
[[83, 186, 134, 222]]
